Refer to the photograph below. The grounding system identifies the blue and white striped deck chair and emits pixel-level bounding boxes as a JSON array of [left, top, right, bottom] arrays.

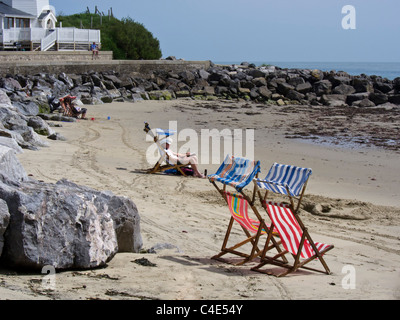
[[208, 155, 285, 265], [254, 163, 312, 213], [208, 155, 261, 193]]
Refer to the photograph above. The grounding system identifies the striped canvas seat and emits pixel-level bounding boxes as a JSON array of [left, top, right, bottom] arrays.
[[208, 155, 261, 192], [264, 202, 332, 259], [225, 192, 266, 235], [255, 163, 312, 197], [211, 192, 280, 265], [252, 201, 334, 277]]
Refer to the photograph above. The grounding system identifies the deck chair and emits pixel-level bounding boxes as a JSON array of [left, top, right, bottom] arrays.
[[254, 163, 312, 213], [143, 122, 191, 176], [251, 201, 334, 277], [208, 155, 284, 265]]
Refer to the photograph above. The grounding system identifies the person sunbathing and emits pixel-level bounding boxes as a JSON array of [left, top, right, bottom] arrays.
[[160, 138, 205, 178]]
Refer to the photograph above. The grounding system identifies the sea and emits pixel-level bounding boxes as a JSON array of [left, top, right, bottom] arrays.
[[214, 61, 400, 80]]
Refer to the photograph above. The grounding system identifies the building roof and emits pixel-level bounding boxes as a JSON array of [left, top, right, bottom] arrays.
[[0, 2, 36, 18]]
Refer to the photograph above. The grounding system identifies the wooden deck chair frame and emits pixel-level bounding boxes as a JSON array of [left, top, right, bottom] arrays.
[[208, 155, 286, 265], [251, 201, 334, 277], [144, 122, 191, 176]]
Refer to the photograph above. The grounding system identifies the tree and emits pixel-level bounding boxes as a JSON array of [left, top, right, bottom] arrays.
[[57, 13, 162, 60]]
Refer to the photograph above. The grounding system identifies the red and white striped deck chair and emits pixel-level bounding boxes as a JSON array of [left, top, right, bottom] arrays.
[[212, 192, 283, 265], [251, 201, 334, 277]]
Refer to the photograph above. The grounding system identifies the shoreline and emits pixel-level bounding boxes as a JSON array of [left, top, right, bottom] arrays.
[[2, 99, 399, 300]]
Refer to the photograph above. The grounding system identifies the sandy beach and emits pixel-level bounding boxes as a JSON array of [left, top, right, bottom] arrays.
[[2, 99, 399, 300]]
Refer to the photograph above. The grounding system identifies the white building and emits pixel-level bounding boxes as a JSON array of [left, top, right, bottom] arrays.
[[0, 0, 100, 51]]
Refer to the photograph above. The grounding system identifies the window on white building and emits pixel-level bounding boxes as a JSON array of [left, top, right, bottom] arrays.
[[4, 17, 14, 29], [16, 18, 30, 28]]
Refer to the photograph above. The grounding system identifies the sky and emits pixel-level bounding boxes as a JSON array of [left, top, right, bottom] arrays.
[[50, 0, 400, 63]]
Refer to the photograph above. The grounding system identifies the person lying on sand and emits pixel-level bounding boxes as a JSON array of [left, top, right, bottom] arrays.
[[160, 137, 205, 178]]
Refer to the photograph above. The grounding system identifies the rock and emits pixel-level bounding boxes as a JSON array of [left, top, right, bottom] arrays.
[[352, 78, 374, 93], [310, 69, 324, 81], [276, 99, 285, 106], [373, 81, 393, 94], [175, 90, 191, 98], [0, 175, 142, 270], [353, 98, 376, 108], [148, 90, 174, 100], [250, 88, 260, 100], [100, 96, 113, 103], [327, 75, 351, 87], [103, 74, 122, 88], [0, 145, 28, 182], [393, 77, 400, 93], [321, 94, 347, 107], [252, 77, 267, 87], [285, 89, 305, 101], [0, 199, 9, 257], [58, 72, 74, 89], [198, 69, 210, 80], [313, 80, 332, 96], [332, 83, 356, 95], [1, 78, 23, 92], [27, 116, 55, 136], [295, 82, 312, 94], [369, 92, 388, 105], [277, 82, 294, 95], [248, 69, 266, 78], [238, 87, 251, 95], [55, 179, 142, 253], [0, 178, 118, 270], [47, 132, 66, 141], [179, 70, 196, 86], [346, 92, 370, 105], [258, 86, 272, 99], [288, 76, 305, 87], [0, 89, 14, 107], [0, 137, 23, 154], [388, 94, 400, 105], [10, 100, 39, 116]]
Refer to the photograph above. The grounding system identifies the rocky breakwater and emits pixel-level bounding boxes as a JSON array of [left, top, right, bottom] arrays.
[[0, 90, 142, 271], [0, 62, 399, 109]]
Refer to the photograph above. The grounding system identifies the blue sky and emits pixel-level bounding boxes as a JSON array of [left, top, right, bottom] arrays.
[[50, 0, 400, 63]]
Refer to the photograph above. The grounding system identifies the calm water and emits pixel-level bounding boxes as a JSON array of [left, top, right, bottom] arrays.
[[215, 61, 400, 80]]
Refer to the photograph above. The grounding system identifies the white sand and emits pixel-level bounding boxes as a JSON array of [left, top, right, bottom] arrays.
[[2, 99, 399, 300]]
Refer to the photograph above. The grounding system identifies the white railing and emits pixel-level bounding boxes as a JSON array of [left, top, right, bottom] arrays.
[[1, 27, 101, 50], [41, 30, 57, 51]]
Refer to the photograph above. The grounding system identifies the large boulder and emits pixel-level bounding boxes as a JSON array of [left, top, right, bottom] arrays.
[[0, 178, 118, 270], [55, 179, 143, 253], [0, 176, 142, 270]]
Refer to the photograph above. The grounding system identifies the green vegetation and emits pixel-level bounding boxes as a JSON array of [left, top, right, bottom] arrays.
[[57, 13, 162, 60]]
